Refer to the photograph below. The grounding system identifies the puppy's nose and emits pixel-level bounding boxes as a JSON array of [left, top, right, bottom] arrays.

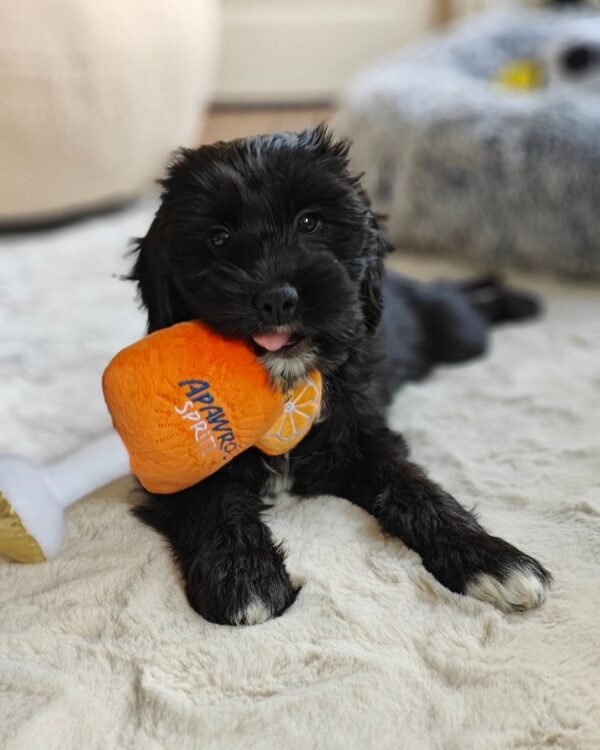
[[255, 284, 299, 325]]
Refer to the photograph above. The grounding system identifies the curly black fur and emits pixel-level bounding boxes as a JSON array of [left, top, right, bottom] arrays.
[[130, 126, 551, 625]]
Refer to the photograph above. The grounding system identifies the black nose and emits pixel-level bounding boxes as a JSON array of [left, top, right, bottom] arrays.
[[255, 284, 299, 325]]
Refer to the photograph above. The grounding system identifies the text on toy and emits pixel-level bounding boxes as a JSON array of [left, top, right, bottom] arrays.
[[176, 380, 238, 456]]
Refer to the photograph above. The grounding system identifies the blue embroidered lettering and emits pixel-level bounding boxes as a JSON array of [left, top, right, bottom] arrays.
[[210, 417, 231, 432], [201, 406, 225, 421], [178, 380, 211, 399], [175, 379, 238, 459], [217, 431, 235, 449], [193, 392, 214, 405]]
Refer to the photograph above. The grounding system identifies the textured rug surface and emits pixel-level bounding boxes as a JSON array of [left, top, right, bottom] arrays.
[[1, 205, 599, 750]]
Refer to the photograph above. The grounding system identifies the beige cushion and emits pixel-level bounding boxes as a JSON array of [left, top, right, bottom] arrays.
[[0, 0, 219, 222]]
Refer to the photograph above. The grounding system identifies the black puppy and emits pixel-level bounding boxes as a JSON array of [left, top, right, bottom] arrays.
[[130, 126, 551, 625]]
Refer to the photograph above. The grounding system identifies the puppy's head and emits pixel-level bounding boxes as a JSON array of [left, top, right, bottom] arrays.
[[131, 126, 389, 390]]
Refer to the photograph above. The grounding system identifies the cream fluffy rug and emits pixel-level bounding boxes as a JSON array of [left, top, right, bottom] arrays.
[[1, 204, 599, 750]]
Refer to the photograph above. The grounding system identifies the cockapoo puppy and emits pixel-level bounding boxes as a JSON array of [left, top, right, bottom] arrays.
[[130, 126, 551, 625]]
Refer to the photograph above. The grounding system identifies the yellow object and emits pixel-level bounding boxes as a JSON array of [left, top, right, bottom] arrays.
[[495, 59, 545, 92], [257, 372, 322, 455], [0, 491, 46, 563]]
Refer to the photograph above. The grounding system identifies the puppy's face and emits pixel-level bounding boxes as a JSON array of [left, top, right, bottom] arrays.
[[132, 126, 387, 390]]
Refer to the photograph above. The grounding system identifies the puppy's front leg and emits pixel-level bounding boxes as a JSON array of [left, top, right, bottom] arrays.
[[134, 468, 296, 625], [338, 432, 552, 612]]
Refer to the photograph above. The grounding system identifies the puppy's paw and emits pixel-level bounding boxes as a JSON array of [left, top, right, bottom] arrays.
[[185, 544, 297, 626], [463, 536, 552, 613], [466, 560, 550, 613], [427, 535, 552, 613]]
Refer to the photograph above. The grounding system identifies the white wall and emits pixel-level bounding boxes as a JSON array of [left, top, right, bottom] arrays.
[[214, 0, 435, 103], [213, 0, 541, 103]]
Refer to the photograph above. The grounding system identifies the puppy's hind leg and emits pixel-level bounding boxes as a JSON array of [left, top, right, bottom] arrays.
[[413, 275, 542, 367], [380, 271, 542, 394], [417, 280, 490, 365], [458, 275, 542, 325]]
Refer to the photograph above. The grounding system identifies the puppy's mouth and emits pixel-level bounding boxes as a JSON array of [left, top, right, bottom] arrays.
[[250, 325, 317, 391], [251, 327, 307, 356]]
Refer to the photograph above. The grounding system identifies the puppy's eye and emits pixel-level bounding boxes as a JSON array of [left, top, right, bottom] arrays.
[[208, 227, 230, 248], [297, 213, 321, 234]]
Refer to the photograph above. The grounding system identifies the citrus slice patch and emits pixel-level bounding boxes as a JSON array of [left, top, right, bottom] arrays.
[[257, 371, 323, 456]]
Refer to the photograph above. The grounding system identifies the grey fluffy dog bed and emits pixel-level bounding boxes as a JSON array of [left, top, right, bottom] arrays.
[[333, 9, 600, 277]]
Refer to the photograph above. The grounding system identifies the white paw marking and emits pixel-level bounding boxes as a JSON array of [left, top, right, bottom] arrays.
[[466, 566, 549, 613], [232, 599, 272, 626]]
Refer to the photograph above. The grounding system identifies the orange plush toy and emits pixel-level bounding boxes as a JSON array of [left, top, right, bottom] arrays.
[[0, 322, 321, 563], [103, 321, 323, 493]]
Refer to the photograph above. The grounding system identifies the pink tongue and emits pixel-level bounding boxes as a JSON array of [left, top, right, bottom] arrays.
[[252, 332, 292, 352]]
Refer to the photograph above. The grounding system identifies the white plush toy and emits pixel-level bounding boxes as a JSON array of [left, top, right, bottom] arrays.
[[0, 431, 129, 563]]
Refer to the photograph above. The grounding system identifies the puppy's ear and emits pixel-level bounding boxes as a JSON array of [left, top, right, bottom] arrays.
[[306, 126, 390, 333], [129, 216, 181, 333], [360, 218, 391, 334]]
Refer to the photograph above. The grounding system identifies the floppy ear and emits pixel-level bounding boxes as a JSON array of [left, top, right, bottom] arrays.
[[360, 217, 391, 334], [129, 216, 183, 333], [307, 126, 392, 334]]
